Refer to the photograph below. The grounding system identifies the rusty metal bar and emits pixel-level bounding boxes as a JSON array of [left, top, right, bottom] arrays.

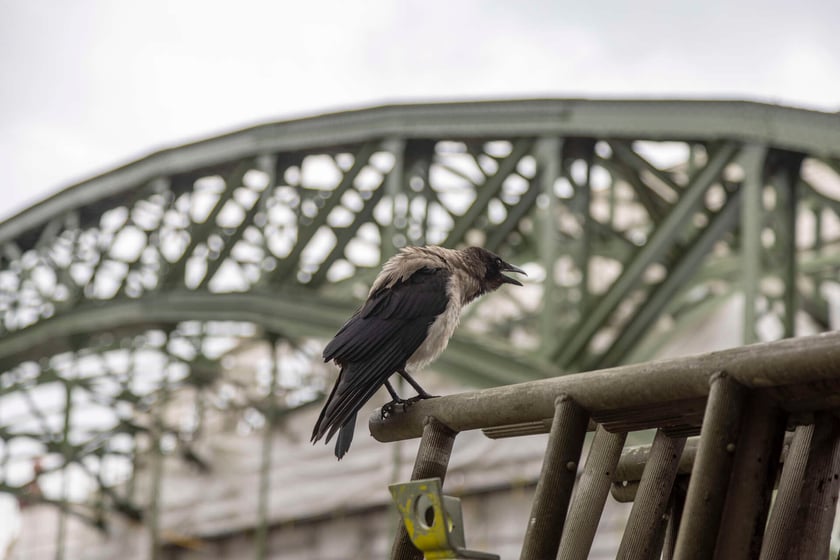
[[519, 395, 588, 560], [391, 417, 458, 560], [673, 372, 744, 560], [787, 413, 840, 559], [759, 423, 815, 560], [617, 430, 687, 560], [556, 425, 626, 559], [714, 392, 784, 558], [370, 331, 840, 443]]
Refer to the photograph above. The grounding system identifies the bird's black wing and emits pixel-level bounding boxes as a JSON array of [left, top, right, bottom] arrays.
[[323, 266, 450, 365], [313, 266, 450, 445]]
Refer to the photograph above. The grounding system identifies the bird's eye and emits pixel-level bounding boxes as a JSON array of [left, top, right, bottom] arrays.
[[494, 257, 503, 268]]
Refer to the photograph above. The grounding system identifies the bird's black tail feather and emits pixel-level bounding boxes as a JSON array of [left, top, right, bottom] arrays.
[[311, 364, 376, 459], [311, 373, 341, 443], [313, 352, 404, 458], [334, 413, 356, 460]]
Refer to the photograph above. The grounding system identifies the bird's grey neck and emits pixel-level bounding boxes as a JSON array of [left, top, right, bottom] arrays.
[[374, 246, 486, 305]]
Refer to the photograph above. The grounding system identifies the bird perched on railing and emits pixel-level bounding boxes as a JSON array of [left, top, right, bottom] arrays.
[[311, 245, 526, 459]]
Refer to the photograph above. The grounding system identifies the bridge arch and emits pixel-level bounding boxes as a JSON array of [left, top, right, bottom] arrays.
[[2, 98, 840, 537]]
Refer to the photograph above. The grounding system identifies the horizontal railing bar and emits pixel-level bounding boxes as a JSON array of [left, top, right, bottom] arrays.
[[615, 431, 795, 486], [370, 331, 840, 442]]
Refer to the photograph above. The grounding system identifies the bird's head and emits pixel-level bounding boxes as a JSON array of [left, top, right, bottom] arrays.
[[461, 247, 527, 297]]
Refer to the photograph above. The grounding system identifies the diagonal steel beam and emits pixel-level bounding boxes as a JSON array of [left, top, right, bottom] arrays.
[[307, 175, 388, 286], [442, 138, 534, 248], [597, 155, 669, 224], [196, 156, 282, 290], [272, 142, 379, 284], [552, 142, 740, 368], [464, 143, 490, 181], [484, 175, 540, 252], [592, 187, 744, 369], [86, 182, 163, 299], [610, 140, 682, 196], [160, 162, 252, 289], [435, 161, 482, 188]]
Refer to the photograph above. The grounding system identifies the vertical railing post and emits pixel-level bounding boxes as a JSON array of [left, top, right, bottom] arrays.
[[391, 416, 457, 560], [673, 372, 744, 560], [662, 477, 688, 560], [714, 392, 784, 558], [557, 425, 626, 559], [617, 430, 687, 560], [787, 414, 840, 560], [519, 394, 588, 560], [759, 424, 814, 560]]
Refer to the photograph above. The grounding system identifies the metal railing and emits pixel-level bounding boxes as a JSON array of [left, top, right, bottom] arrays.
[[372, 331, 840, 559]]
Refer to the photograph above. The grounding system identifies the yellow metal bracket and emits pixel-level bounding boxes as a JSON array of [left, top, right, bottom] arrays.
[[389, 478, 499, 560]]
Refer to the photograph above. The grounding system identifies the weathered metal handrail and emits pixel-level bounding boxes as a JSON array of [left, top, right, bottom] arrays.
[[374, 331, 840, 560], [370, 330, 840, 441]]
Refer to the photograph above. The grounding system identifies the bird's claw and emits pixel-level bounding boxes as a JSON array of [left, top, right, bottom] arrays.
[[381, 399, 406, 419], [380, 394, 440, 419]]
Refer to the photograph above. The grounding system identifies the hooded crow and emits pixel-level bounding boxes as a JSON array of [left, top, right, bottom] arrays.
[[311, 245, 526, 459]]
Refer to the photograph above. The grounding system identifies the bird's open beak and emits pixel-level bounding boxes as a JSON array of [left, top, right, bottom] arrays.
[[500, 263, 527, 286]]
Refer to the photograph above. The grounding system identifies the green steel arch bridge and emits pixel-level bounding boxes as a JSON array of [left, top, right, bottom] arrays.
[[2, 99, 840, 547]]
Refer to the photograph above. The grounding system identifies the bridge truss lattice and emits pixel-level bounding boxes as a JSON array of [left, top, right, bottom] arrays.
[[2, 99, 840, 550]]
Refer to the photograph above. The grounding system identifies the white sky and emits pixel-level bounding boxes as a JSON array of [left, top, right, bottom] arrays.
[[1, 0, 839, 222]]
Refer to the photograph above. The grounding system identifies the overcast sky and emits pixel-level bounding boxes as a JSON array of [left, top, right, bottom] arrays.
[[1, 0, 838, 221]]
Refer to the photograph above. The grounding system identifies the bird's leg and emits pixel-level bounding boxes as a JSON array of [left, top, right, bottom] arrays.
[[398, 369, 438, 402], [381, 380, 407, 419], [381, 371, 440, 418], [384, 380, 404, 402]]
